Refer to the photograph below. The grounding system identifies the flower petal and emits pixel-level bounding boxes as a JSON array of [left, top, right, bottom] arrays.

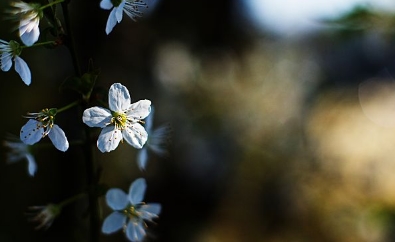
[[105, 8, 118, 35], [20, 119, 44, 145], [136, 148, 148, 171], [100, 0, 113, 10], [14, 56, 31, 85], [127, 100, 151, 120], [138, 203, 161, 221], [106, 188, 129, 210], [115, 2, 125, 22], [48, 124, 69, 152], [1, 53, 12, 72], [148, 125, 171, 155], [20, 19, 40, 46], [108, 83, 131, 112], [129, 178, 146, 205], [0, 39, 9, 46], [26, 153, 37, 176], [122, 123, 148, 149], [97, 126, 122, 152], [125, 220, 146, 242], [101, 211, 126, 234], [82, 106, 111, 128], [144, 105, 154, 132], [4, 140, 26, 163]]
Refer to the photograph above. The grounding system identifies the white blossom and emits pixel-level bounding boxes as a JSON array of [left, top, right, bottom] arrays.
[[11, 1, 42, 46], [102, 178, 161, 242], [0, 39, 31, 85], [82, 83, 151, 153], [100, 0, 147, 35], [27, 204, 61, 230], [20, 108, 69, 152], [4, 135, 37, 176]]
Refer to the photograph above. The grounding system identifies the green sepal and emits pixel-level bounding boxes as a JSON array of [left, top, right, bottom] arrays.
[[9, 40, 22, 56], [46, 108, 58, 117], [111, 0, 123, 7]]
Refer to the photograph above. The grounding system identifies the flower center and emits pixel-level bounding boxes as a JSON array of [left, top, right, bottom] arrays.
[[111, 0, 123, 7], [36, 108, 57, 129], [122, 205, 140, 219], [111, 111, 128, 129]]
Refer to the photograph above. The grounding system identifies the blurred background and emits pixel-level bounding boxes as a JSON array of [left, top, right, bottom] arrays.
[[3, 0, 395, 241]]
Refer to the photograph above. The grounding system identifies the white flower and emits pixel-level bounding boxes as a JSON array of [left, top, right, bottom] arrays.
[[137, 106, 171, 170], [11, 1, 42, 46], [3, 135, 37, 176], [102, 178, 161, 242], [100, 0, 147, 35], [0, 39, 31, 85], [82, 83, 151, 153], [20, 108, 69, 152]]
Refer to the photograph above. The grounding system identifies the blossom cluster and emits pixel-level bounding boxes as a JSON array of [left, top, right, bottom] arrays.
[[1, 0, 149, 85], [2, 0, 166, 241]]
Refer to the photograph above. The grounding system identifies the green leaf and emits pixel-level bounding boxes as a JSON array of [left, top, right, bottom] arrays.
[[60, 61, 100, 101]]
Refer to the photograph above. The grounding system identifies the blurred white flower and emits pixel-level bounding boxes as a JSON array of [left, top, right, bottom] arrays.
[[0, 39, 31, 85], [20, 108, 69, 152], [82, 83, 151, 153], [10, 1, 42, 46], [137, 106, 171, 170], [27, 204, 61, 230], [3, 135, 36, 176], [102, 178, 161, 242], [100, 0, 147, 34]]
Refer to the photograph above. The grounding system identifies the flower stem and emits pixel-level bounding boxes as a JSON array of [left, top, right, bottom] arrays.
[[40, 0, 65, 10], [61, 1, 81, 77], [58, 192, 86, 208], [60, 1, 99, 241], [21, 41, 56, 49], [57, 100, 80, 113], [83, 116, 100, 242]]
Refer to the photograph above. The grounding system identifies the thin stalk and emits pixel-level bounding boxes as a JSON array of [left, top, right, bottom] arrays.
[[58, 192, 86, 208], [57, 100, 80, 113], [21, 41, 56, 49], [61, 1, 99, 242], [82, 114, 100, 242], [61, 1, 81, 77], [40, 0, 65, 10]]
